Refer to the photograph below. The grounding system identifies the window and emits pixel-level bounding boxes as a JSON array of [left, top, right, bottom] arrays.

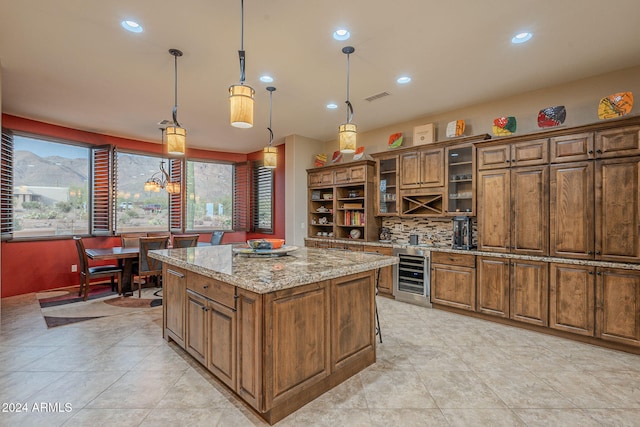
[[10, 133, 91, 238], [252, 162, 274, 233], [186, 160, 233, 231], [115, 151, 169, 233]]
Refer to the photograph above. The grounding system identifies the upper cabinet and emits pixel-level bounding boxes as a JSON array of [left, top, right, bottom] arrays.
[[446, 143, 475, 215], [309, 170, 333, 187], [477, 138, 548, 170], [399, 147, 445, 189], [334, 164, 367, 184], [550, 126, 640, 163], [375, 155, 399, 216]]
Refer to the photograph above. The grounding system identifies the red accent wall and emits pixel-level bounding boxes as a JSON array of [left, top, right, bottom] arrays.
[[1, 114, 286, 297]]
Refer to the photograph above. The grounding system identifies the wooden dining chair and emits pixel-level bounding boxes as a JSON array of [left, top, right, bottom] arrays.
[[148, 231, 172, 246], [73, 236, 123, 301], [172, 234, 200, 248], [121, 232, 147, 248], [210, 230, 225, 245], [135, 236, 169, 297]]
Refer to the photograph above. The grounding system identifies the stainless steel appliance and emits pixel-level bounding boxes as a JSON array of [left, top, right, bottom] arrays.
[[452, 216, 474, 249], [393, 247, 431, 307]]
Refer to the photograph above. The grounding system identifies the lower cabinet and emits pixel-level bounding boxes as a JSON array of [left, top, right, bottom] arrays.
[[549, 263, 595, 336], [596, 267, 640, 347], [431, 252, 476, 311], [186, 289, 237, 391], [163, 266, 187, 347], [477, 257, 549, 326]]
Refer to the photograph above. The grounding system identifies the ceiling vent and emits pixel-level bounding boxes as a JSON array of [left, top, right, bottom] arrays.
[[364, 91, 390, 102]]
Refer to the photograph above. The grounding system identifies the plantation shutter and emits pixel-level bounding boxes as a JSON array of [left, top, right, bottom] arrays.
[[91, 145, 116, 235], [169, 158, 183, 233], [252, 162, 274, 233], [233, 161, 250, 231], [0, 129, 14, 240]]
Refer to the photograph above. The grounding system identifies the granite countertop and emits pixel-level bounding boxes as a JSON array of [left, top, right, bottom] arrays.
[[149, 245, 398, 294], [304, 237, 640, 271]]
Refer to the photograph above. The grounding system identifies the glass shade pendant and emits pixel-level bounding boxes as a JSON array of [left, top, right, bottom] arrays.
[[339, 46, 357, 154], [229, 0, 254, 128], [263, 86, 277, 169], [166, 125, 186, 156], [229, 84, 255, 128], [165, 180, 180, 194], [263, 146, 278, 168], [338, 123, 357, 153], [167, 48, 186, 156]]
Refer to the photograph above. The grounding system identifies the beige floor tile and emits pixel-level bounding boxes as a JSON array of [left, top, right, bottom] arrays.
[[514, 408, 604, 426], [368, 408, 449, 426], [419, 370, 508, 409], [441, 408, 527, 426], [63, 408, 151, 426]]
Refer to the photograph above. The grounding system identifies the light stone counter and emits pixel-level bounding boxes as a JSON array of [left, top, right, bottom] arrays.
[[149, 245, 398, 294], [305, 237, 640, 271]]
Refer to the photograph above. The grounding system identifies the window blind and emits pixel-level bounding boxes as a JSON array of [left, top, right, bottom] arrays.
[[91, 145, 116, 235], [252, 162, 274, 233], [0, 129, 14, 240], [169, 157, 183, 232], [233, 161, 250, 231]]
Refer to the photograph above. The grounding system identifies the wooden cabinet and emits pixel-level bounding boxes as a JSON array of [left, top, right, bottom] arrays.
[[596, 125, 640, 159], [163, 265, 187, 347], [549, 263, 595, 336], [550, 132, 594, 163], [236, 288, 263, 410], [307, 161, 380, 242], [477, 138, 548, 170], [431, 252, 476, 311], [399, 147, 444, 189], [446, 143, 475, 215], [308, 170, 333, 187], [334, 164, 366, 184], [476, 256, 509, 318], [510, 259, 548, 327], [478, 165, 548, 255], [596, 267, 640, 347], [365, 246, 394, 298], [477, 256, 548, 326], [186, 274, 237, 391], [375, 155, 399, 215], [551, 156, 640, 262]]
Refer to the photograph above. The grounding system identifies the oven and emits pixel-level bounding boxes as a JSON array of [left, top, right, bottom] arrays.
[[393, 247, 431, 307]]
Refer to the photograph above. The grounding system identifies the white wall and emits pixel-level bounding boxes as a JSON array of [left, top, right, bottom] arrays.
[[284, 134, 323, 247]]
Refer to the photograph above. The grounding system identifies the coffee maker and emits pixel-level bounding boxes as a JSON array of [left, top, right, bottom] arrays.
[[452, 216, 474, 249]]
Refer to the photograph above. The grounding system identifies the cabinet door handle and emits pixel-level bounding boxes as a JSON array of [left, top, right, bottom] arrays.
[[203, 285, 209, 289], [587, 251, 593, 255], [506, 159, 511, 163], [596, 149, 603, 154], [588, 150, 594, 154], [588, 271, 594, 275], [597, 271, 602, 276], [167, 269, 185, 278], [595, 251, 601, 255]]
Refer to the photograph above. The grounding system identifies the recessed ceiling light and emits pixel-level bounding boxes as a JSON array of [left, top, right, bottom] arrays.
[[326, 103, 338, 109], [259, 75, 274, 83], [397, 76, 412, 84], [511, 32, 532, 44], [333, 28, 350, 41], [121, 20, 143, 33]]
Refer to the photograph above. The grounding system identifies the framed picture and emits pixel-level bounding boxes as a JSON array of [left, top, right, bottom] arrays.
[[311, 190, 321, 200], [413, 123, 435, 146]]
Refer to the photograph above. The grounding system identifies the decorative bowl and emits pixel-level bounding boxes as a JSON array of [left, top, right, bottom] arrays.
[[247, 239, 285, 250]]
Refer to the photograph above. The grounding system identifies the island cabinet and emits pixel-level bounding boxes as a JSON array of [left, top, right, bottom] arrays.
[[430, 252, 476, 311], [163, 260, 380, 424], [477, 256, 549, 326], [163, 266, 187, 347]]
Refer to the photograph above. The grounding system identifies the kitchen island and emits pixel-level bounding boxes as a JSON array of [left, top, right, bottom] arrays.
[[149, 245, 397, 424]]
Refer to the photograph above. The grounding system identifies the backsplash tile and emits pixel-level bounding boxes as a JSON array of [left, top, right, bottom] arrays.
[[381, 217, 477, 247]]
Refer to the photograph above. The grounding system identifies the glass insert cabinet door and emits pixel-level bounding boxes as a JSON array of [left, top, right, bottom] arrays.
[[378, 157, 398, 215], [446, 144, 474, 215]]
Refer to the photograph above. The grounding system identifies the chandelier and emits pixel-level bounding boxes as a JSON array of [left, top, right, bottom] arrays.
[[263, 86, 277, 168], [144, 128, 180, 194]]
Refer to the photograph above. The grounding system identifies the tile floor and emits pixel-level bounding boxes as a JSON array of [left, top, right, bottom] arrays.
[[1, 291, 639, 426]]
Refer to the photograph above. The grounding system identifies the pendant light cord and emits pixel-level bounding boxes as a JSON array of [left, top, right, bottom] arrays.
[[238, 0, 246, 84], [173, 53, 181, 127], [267, 86, 276, 145], [343, 47, 355, 124]]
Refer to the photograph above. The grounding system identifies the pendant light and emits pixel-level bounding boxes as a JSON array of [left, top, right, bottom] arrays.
[[144, 128, 180, 194], [338, 46, 357, 153], [166, 48, 186, 156], [229, 0, 255, 128], [263, 86, 277, 168]]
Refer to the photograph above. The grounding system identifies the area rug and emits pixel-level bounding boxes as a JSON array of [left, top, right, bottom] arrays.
[[37, 284, 162, 328]]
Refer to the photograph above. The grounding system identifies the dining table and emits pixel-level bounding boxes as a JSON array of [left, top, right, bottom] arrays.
[[85, 242, 213, 295]]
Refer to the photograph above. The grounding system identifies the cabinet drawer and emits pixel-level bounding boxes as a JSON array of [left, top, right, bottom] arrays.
[[431, 251, 475, 267], [187, 272, 236, 309], [550, 133, 594, 163], [511, 139, 548, 166]]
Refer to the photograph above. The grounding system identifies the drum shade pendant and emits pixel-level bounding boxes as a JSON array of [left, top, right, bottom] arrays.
[[339, 46, 357, 153], [167, 48, 186, 156], [229, 0, 255, 128], [144, 128, 180, 194], [263, 87, 277, 169]]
